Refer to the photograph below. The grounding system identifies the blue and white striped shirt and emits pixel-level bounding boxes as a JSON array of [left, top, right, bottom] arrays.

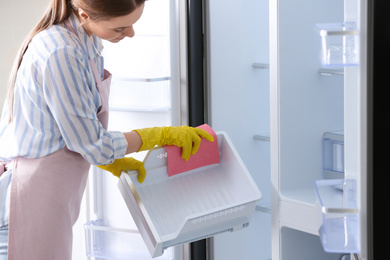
[[0, 13, 127, 164], [0, 13, 128, 226]]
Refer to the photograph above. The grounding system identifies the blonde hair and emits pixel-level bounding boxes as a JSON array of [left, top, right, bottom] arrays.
[[7, 0, 145, 122]]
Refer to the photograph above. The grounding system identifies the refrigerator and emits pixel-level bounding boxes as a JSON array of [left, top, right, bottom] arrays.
[[81, 0, 384, 259]]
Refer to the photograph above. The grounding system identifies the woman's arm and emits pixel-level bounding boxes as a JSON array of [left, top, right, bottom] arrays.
[[123, 131, 142, 154]]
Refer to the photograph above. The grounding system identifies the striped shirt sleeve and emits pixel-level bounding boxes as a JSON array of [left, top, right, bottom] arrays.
[[40, 44, 127, 165]]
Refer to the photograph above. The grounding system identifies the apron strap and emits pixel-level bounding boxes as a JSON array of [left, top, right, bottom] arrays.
[[89, 61, 103, 84], [0, 162, 5, 176]]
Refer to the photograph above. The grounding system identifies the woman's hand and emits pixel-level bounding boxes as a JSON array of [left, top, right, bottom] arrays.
[[97, 157, 146, 183], [134, 126, 214, 161]]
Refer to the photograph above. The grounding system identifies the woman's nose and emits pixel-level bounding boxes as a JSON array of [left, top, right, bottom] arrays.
[[124, 26, 135, 38]]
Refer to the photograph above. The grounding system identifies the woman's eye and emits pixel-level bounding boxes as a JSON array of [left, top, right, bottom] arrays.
[[114, 28, 125, 33]]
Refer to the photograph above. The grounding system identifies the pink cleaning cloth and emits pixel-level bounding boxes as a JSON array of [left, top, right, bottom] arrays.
[[164, 124, 220, 176]]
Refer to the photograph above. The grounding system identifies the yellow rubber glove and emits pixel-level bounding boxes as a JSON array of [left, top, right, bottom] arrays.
[[134, 126, 214, 161], [97, 157, 147, 183]]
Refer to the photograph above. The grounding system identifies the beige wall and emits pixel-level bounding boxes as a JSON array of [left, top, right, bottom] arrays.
[[0, 0, 48, 111]]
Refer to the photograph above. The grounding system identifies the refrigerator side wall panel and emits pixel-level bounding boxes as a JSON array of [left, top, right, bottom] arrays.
[[206, 0, 271, 260], [269, 0, 280, 259], [345, 0, 368, 258]]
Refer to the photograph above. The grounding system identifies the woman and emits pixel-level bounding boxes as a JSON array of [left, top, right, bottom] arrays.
[[0, 0, 213, 259]]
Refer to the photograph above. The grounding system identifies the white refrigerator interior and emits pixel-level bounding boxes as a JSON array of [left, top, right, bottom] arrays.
[[270, 0, 365, 259], [209, 0, 366, 259], [206, 1, 272, 260]]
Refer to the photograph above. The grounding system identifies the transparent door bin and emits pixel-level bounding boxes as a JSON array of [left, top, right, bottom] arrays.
[[314, 179, 360, 253], [84, 219, 172, 260], [315, 22, 359, 67], [118, 132, 262, 258], [323, 131, 344, 179]]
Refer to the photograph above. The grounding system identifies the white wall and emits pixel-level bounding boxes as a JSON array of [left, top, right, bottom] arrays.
[[0, 1, 88, 259], [0, 0, 48, 110]]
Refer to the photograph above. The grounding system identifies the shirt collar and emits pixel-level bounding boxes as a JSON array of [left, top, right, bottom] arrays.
[[67, 12, 104, 60]]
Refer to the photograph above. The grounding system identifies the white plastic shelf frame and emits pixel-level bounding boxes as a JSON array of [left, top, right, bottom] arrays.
[[118, 132, 262, 258]]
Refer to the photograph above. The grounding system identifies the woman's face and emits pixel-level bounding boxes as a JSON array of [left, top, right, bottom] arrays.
[[80, 4, 145, 43]]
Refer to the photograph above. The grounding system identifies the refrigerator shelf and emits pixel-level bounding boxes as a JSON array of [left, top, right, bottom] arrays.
[[118, 132, 262, 258], [314, 22, 359, 67], [252, 62, 270, 69], [109, 77, 170, 111], [314, 179, 360, 253], [253, 134, 270, 142], [318, 68, 344, 76]]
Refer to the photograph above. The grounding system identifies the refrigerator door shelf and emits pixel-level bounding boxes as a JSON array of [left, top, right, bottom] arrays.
[[314, 22, 359, 67], [118, 132, 262, 258], [314, 179, 360, 253]]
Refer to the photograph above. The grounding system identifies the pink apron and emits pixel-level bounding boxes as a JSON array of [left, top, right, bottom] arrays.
[[7, 20, 112, 260]]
